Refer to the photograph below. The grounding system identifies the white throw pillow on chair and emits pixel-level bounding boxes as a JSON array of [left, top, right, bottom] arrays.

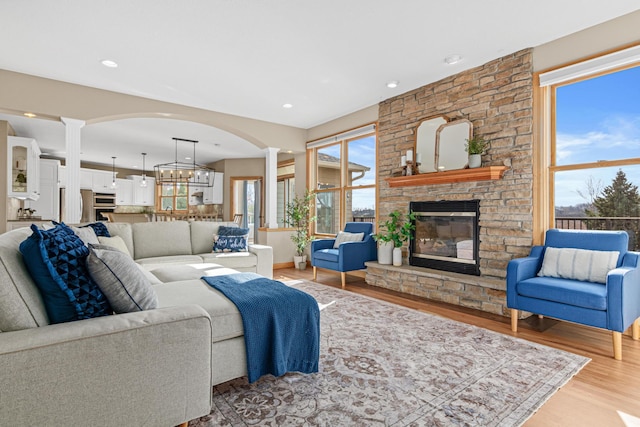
[[333, 231, 365, 249], [537, 247, 620, 284]]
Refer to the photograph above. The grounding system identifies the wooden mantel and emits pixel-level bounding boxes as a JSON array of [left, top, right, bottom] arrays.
[[386, 166, 508, 187]]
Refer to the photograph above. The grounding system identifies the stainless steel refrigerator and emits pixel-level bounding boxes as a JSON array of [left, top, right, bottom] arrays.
[[60, 188, 94, 223]]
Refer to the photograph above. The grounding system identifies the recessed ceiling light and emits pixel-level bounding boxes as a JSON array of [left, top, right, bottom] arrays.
[[444, 55, 462, 65], [282, 103, 293, 109], [386, 81, 399, 88], [23, 112, 36, 118], [185, 156, 192, 160], [101, 59, 118, 68]]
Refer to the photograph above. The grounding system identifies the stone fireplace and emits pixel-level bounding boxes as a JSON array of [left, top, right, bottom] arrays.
[[410, 200, 480, 276], [365, 48, 534, 317]]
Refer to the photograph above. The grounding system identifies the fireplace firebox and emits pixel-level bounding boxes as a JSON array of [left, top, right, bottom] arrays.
[[409, 200, 480, 275]]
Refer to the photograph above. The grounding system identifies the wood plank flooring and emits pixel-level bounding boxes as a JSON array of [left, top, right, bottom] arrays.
[[274, 267, 640, 427]]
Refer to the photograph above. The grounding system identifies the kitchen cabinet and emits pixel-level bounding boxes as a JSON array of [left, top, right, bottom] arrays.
[[80, 169, 93, 190], [115, 178, 134, 205], [129, 175, 156, 206], [25, 159, 60, 222], [187, 172, 223, 205], [59, 167, 116, 194], [7, 136, 41, 200], [203, 172, 224, 204], [91, 170, 116, 193]]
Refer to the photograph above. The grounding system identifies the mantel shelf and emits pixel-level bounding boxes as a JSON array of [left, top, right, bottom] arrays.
[[386, 166, 509, 187]]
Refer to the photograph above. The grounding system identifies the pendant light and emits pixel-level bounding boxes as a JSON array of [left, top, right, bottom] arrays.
[[140, 153, 148, 188], [111, 156, 117, 189], [153, 137, 215, 187]]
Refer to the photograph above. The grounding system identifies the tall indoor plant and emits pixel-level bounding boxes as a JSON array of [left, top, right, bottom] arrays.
[[373, 210, 416, 266], [285, 190, 316, 269]]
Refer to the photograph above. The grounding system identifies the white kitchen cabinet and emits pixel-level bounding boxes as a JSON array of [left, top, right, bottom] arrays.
[[129, 175, 156, 206], [80, 169, 93, 190], [115, 178, 134, 205], [91, 170, 116, 193], [26, 159, 60, 221], [7, 136, 41, 200], [203, 172, 224, 204]]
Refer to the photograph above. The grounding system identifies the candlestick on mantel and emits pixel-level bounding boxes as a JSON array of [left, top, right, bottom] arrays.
[[401, 155, 407, 167], [406, 149, 414, 162]]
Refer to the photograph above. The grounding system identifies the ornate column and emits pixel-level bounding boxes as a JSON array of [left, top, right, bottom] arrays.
[[263, 147, 280, 229], [61, 117, 85, 223]]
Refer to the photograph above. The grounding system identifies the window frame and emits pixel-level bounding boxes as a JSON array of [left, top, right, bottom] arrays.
[[307, 125, 377, 237], [535, 47, 640, 244]]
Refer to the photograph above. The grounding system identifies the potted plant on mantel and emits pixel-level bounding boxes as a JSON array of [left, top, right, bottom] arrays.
[[285, 190, 316, 269], [373, 210, 416, 266], [465, 136, 489, 169]]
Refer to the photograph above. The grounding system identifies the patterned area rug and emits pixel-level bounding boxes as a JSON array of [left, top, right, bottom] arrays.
[[190, 280, 589, 426]]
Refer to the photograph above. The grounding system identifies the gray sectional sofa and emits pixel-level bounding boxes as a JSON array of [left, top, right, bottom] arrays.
[[0, 220, 274, 426]]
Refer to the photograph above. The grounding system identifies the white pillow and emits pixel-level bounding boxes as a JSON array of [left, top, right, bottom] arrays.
[[537, 247, 620, 284], [97, 235, 132, 257], [71, 226, 99, 246], [333, 231, 365, 249]]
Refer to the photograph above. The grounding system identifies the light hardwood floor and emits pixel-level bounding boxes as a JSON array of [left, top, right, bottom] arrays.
[[274, 267, 640, 427]]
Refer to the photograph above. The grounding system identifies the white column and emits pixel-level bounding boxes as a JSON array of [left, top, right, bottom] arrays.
[[61, 117, 85, 223], [263, 147, 280, 229]]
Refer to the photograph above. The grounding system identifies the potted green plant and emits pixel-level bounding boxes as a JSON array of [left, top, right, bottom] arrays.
[[285, 190, 316, 269], [465, 136, 489, 168], [373, 210, 416, 266]]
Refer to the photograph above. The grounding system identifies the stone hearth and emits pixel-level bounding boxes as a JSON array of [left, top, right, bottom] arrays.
[[365, 262, 506, 315]]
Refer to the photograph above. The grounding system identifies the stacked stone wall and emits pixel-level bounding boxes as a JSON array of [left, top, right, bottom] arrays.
[[369, 48, 535, 315]]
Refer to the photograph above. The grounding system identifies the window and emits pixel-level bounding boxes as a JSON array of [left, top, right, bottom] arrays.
[[159, 182, 188, 212], [308, 125, 376, 235], [276, 160, 295, 228], [541, 48, 640, 249]]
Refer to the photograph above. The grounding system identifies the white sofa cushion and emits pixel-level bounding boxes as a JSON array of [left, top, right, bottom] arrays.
[[154, 279, 244, 342], [538, 247, 620, 284], [132, 221, 193, 259]]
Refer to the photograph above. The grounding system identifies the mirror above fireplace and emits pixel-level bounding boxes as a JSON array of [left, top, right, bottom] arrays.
[[415, 116, 448, 173]]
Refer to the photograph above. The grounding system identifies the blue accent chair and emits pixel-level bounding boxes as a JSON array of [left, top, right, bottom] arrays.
[[507, 229, 640, 360], [311, 222, 377, 289]]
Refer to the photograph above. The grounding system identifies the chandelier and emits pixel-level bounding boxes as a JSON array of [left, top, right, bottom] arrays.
[[153, 138, 215, 187]]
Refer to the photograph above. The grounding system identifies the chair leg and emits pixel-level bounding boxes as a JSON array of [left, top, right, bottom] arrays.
[[510, 309, 518, 332], [313, 266, 317, 281], [613, 331, 622, 360], [341, 272, 346, 289], [633, 318, 640, 340]]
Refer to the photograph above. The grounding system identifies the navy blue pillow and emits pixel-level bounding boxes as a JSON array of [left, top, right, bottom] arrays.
[[214, 226, 250, 252], [218, 226, 250, 236], [20, 223, 112, 323], [83, 222, 111, 237]]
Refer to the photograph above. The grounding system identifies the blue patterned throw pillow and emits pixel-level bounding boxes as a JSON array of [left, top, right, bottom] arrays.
[[83, 222, 111, 237], [20, 223, 112, 323], [213, 226, 250, 252]]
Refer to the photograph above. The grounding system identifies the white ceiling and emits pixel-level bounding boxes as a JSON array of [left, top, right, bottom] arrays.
[[0, 1, 638, 167]]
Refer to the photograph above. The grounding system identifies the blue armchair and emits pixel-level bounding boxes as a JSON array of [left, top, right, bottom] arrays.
[[311, 222, 377, 289], [507, 229, 640, 360]]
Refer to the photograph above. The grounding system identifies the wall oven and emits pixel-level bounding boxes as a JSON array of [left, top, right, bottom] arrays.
[[93, 193, 116, 221]]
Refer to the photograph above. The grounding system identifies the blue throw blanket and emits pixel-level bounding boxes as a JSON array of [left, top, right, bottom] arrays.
[[201, 273, 320, 383]]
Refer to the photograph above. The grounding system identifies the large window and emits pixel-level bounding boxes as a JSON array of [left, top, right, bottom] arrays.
[[542, 49, 640, 248], [159, 182, 188, 213], [308, 125, 376, 235]]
